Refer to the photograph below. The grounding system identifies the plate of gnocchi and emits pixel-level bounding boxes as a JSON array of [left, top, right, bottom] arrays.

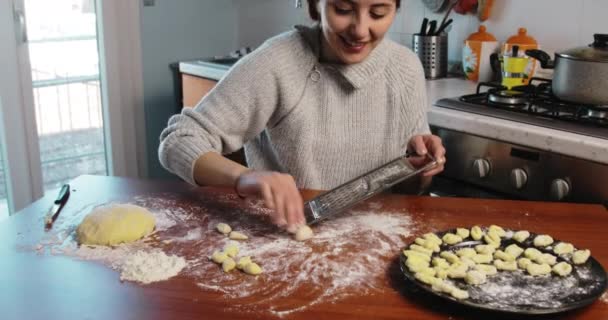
[[399, 225, 607, 315]]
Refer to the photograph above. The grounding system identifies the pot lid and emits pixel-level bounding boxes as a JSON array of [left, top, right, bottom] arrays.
[[558, 34, 608, 62]]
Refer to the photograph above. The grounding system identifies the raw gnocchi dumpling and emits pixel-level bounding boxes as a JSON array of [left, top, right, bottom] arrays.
[[440, 251, 460, 264], [488, 225, 506, 237], [236, 256, 252, 270], [517, 257, 533, 270], [456, 228, 470, 239], [475, 244, 496, 255], [470, 225, 484, 241], [229, 231, 249, 240], [526, 263, 551, 276], [494, 259, 517, 271], [474, 264, 498, 276], [243, 262, 263, 275], [460, 257, 476, 268], [403, 250, 431, 262], [533, 234, 554, 247], [410, 244, 433, 256], [423, 233, 443, 245], [434, 268, 449, 280], [494, 250, 516, 262], [223, 242, 239, 258], [450, 288, 470, 300], [553, 242, 575, 255], [512, 230, 530, 243], [505, 244, 524, 258], [222, 257, 237, 272], [484, 233, 501, 248], [456, 247, 477, 258], [524, 247, 543, 261], [442, 233, 463, 245], [415, 237, 441, 252], [210, 250, 229, 264], [216, 223, 232, 235], [415, 272, 441, 285], [294, 225, 314, 241], [472, 254, 493, 264], [465, 270, 487, 285], [432, 257, 450, 269], [536, 253, 557, 266], [406, 256, 430, 273], [552, 262, 573, 277], [447, 263, 469, 279], [572, 249, 591, 265]]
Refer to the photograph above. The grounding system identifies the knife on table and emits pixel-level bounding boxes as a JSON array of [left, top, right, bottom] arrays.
[[44, 184, 70, 229], [303, 153, 438, 225]]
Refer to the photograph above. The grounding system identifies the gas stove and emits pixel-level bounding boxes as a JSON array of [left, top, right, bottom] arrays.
[[428, 78, 607, 205], [435, 78, 607, 139]]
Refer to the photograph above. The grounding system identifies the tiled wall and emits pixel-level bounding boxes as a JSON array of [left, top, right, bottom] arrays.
[[235, 0, 608, 65]]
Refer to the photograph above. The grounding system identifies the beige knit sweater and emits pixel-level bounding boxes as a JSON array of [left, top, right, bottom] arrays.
[[159, 25, 429, 190]]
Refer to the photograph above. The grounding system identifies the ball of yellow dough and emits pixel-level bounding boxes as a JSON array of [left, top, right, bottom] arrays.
[[77, 204, 155, 246]]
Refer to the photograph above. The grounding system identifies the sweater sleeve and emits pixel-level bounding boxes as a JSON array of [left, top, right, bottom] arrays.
[[158, 47, 281, 185]]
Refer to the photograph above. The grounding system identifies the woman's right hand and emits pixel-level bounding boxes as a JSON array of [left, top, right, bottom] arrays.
[[235, 171, 305, 232]]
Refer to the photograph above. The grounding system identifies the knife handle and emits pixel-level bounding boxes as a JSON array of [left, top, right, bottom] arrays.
[[55, 184, 70, 205]]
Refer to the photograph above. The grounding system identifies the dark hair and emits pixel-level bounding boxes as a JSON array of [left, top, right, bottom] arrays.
[[306, 0, 401, 21]]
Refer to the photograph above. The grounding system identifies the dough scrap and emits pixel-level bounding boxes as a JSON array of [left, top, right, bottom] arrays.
[[216, 223, 232, 235], [294, 225, 314, 241], [77, 204, 155, 246], [229, 231, 249, 240]]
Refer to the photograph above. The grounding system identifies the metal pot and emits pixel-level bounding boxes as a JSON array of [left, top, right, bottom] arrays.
[[526, 34, 608, 106]]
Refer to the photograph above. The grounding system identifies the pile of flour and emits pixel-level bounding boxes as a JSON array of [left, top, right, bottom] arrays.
[[115, 249, 187, 284]]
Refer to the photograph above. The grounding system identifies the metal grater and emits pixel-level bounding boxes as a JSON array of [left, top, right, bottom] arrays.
[[304, 154, 438, 225]]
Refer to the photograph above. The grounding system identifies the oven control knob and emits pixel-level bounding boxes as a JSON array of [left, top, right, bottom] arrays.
[[550, 179, 570, 201], [510, 168, 528, 189], [472, 159, 491, 179]]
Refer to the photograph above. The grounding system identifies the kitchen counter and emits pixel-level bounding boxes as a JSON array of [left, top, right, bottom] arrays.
[[2, 175, 608, 319], [179, 61, 608, 165]]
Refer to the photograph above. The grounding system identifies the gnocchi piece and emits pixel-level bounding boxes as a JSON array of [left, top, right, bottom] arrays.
[[524, 247, 543, 261], [526, 263, 551, 276], [512, 230, 530, 243], [236, 256, 252, 270], [222, 257, 236, 272], [572, 249, 591, 265], [488, 225, 506, 237], [447, 263, 469, 279], [533, 234, 554, 247], [403, 250, 431, 262], [472, 254, 493, 264], [417, 267, 437, 277], [415, 272, 441, 286], [456, 247, 477, 258], [505, 244, 524, 258], [474, 264, 498, 276], [442, 233, 463, 245], [210, 250, 229, 264], [465, 270, 487, 285], [223, 242, 239, 258], [517, 257, 533, 270], [470, 225, 484, 241], [410, 244, 433, 256], [460, 257, 476, 268], [431, 280, 457, 294], [216, 223, 232, 235], [536, 253, 557, 266], [295, 225, 314, 241], [494, 250, 516, 262], [494, 259, 518, 271], [229, 231, 249, 241], [243, 262, 263, 275], [423, 233, 443, 245], [440, 251, 460, 264], [475, 244, 496, 255], [484, 233, 501, 248], [406, 256, 430, 273], [554, 242, 575, 255], [456, 228, 470, 239], [432, 257, 450, 269], [450, 288, 470, 300], [434, 267, 449, 279], [552, 262, 573, 277]]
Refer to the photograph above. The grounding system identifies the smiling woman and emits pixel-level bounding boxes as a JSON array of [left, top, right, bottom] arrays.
[[159, 0, 445, 234]]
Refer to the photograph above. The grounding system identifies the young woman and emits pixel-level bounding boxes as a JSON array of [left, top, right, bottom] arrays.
[[159, 0, 446, 232]]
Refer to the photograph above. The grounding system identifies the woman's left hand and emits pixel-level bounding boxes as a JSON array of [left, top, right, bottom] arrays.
[[407, 134, 446, 177]]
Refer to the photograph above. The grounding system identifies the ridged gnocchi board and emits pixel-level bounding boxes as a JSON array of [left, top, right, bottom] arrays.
[[399, 227, 608, 315]]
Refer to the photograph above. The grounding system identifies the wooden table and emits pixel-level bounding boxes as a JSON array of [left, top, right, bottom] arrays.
[[1, 175, 607, 320]]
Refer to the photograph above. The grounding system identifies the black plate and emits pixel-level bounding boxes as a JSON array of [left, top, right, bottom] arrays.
[[400, 228, 608, 315]]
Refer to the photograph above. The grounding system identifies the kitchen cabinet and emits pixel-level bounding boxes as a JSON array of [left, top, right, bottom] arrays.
[[2, 175, 608, 319]]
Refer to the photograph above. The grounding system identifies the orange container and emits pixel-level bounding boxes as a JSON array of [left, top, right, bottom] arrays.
[[463, 25, 499, 82]]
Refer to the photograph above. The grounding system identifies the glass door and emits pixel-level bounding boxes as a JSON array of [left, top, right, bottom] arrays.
[[24, 0, 108, 192]]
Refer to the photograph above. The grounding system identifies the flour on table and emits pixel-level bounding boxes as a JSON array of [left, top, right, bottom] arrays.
[[601, 290, 608, 304], [115, 249, 187, 284]]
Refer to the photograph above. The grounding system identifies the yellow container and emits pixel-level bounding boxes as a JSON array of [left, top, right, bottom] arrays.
[[502, 28, 539, 85]]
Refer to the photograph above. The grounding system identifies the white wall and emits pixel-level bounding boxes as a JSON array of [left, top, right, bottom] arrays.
[[234, 0, 608, 64], [141, 0, 239, 178]]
